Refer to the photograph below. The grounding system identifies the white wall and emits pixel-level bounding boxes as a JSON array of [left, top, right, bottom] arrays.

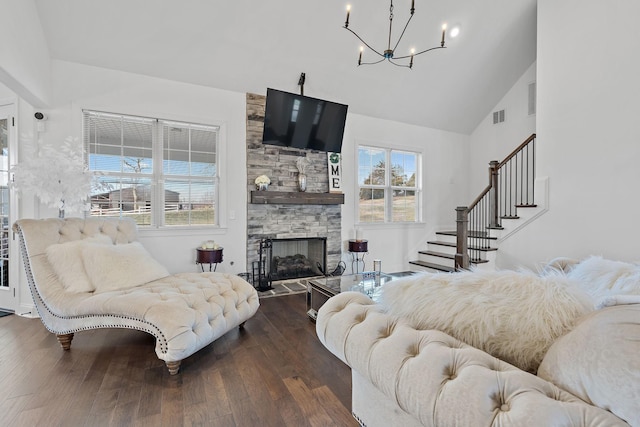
[[45, 60, 248, 275], [0, 0, 51, 106], [469, 62, 537, 196], [341, 113, 469, 273], [497, 0, 640, 269]]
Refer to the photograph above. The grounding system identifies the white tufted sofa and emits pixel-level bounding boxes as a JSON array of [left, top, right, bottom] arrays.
[[316, 291, 632, 427], [13, 217, 259, 375]]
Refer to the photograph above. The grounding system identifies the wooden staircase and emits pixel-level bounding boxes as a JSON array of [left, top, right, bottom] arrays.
[[410, 134, 538, 273]]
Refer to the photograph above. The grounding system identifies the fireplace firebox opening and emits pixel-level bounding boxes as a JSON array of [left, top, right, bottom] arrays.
[[260, 237, 327, 283]]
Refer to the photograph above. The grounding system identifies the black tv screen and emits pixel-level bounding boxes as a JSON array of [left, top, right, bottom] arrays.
[[262, 88, 348, 153]]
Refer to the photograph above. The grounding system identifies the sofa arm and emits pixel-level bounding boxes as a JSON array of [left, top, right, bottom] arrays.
[[317, 292, 628, 427]]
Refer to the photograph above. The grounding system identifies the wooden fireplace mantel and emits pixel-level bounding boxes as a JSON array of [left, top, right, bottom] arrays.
[[250, 191, 344, 205]]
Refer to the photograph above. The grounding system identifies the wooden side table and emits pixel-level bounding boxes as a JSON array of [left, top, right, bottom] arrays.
[[196, 247, 223, 272], [348, 239, 368, 274]]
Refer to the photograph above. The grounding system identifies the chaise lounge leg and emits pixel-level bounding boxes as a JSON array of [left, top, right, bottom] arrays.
[[239, 321, 246, 329], [57, 333, 74, 350], [166, 360, 181, 375]]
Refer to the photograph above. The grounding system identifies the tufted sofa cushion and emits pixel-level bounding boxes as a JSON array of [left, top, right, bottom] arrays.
[[538, 304, 640, 426], [317, 292, 628, 427], [14, 217, 259, 368]]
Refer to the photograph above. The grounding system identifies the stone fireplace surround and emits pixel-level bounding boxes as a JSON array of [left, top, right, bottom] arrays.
[[246, 93, 342, 281]]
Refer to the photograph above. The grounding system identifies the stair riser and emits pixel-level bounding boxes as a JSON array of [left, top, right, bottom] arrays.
[[426, 244, 456, 256], [435, 233, 498, 249], [418, 253, 456, 267], [410, 264, 449, 274]]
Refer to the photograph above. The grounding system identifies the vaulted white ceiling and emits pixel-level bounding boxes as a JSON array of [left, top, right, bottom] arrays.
[[34, 0, 537, 135]]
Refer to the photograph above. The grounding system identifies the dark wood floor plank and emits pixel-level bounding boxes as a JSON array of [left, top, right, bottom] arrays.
[[0, 293, 355, 426], [283, 375, 334, 427], [312, 385, 359, 426]]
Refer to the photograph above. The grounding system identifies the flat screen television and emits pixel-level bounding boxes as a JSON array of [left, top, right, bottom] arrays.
[[262, 88, 348, 153]]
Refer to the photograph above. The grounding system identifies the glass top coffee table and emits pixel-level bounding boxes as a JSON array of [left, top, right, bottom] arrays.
[[306, 272, 409, 321]]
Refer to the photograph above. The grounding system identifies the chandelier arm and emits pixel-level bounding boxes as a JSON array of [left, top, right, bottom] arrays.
[[394, 45, 446, 60], [392, 13, 415, 53], [360, 58, 387, 66], [387, 59, 412, 68], [343, 26, 385, 58]]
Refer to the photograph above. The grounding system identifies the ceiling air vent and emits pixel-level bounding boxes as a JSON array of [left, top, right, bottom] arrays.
[[493, 109, 505, 124]]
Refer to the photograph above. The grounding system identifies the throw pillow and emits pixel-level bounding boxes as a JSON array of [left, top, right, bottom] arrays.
[[46, 234, 113, 293], [538, 304, 640, 426], [379, 270, 593, 373], [82, 242, 170, 293]]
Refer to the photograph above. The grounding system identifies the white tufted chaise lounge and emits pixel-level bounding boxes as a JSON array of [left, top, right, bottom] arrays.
[[13, 217, 259, 375], [316, 292, 629, 427]]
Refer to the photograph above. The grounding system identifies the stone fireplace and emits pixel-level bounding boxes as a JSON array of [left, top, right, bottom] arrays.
[[246, 93, 342, 283]]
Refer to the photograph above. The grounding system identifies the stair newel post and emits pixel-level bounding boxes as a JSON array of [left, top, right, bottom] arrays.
[[489, 160, 500, 228], [455, 206, 469, 270]]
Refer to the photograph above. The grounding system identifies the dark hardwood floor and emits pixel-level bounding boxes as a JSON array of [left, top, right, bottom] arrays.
[[0, 293, 357, 426]]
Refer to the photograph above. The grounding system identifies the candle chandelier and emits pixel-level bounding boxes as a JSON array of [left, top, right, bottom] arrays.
[[344, 0, 447, 69]]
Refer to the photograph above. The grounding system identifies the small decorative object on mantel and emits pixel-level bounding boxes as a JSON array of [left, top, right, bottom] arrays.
[[255, 175, 270, 191], [296, 157, 311, 192], [327, 152, 342, 193], [11, 136, 101, 218]]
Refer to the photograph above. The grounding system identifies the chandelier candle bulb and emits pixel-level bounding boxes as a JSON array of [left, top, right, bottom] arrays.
[[409, 48, 415, 68], [411, 0, 415, 14], [345, 4, 351, 27], [441, 23, 447, 47], [358, 46, 363, 65]]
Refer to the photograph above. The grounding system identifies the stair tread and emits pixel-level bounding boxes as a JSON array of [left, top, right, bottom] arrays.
[[426, 241, 497, 252], [515, 204, 537, 208], [436, 231, 497, 240], [409, 260, 455, 272], [427, 240, 456, 247]]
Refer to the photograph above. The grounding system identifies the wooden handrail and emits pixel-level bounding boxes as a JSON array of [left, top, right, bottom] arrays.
[[467, 185, 491, 212], [497, 133, 536, 169]]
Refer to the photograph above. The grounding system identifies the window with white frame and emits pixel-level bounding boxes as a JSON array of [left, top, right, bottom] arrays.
[[83, 111, 220, 227], [358, 145, 420, 223]]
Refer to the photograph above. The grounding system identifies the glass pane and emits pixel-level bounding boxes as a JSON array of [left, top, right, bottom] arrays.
[[392, 189, 416, 222], [391, 151, 417, 187], [358, 188, 385, 223], [89, 176, 152, 226], [358, 147, 386, 186], [164, 179, 215, 226], [163, 125, 217, 177], [87, 115, 153, 174]]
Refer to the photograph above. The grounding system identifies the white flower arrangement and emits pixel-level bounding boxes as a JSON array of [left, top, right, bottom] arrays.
[[296, 157, 311, 174], [254, 174, 271, 191], [255, 175, 271, 185], [11, 136, 103, 217]]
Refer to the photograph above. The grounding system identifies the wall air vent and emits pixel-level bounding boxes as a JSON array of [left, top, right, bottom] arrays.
[[528, 82, 536, 115], [493, 109, 505, 124]]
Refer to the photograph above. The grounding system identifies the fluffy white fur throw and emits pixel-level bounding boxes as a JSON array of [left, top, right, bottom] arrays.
[[565, 255, 640, 298], [379, 270, 593, 373]]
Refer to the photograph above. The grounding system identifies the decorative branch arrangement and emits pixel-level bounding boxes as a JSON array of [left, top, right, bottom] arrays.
[[11, 136, 101, 217], [296, 157, 311, 175]]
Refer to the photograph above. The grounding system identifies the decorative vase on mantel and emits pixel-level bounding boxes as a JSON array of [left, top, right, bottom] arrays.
[[298, 173, 307, 192]]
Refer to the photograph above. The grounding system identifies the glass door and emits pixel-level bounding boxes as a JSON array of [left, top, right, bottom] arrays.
[[0, 104, 16, 311]]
